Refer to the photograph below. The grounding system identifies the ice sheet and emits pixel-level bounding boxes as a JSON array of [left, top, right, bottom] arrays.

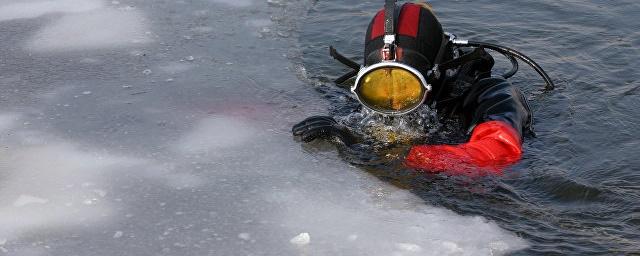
[[0, 0, 529, 254], [0, 139, 120, 239], [175, 115, 528, 255]]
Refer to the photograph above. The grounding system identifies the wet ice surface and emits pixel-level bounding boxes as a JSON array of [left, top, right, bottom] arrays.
[[0, 0, 528, 255]]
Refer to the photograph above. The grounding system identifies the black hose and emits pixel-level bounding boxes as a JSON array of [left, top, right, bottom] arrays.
[[455, 41, 555, 90], [335, 69, 358, 85], [502, 54, 519, 79], [329, 46, 361, 71]]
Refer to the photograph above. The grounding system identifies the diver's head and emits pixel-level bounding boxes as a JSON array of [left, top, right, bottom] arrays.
[[351, 1, 450, 116], [364, 2, 445, 73]]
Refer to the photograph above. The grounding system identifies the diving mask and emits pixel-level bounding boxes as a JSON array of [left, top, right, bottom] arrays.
[[352, 61, 431, 115]]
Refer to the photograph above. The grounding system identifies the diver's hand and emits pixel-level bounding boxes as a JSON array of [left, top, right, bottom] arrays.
[[292, 116, 355, 145]]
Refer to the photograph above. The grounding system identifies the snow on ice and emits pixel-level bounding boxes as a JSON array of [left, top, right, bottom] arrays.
[[0, 0, 149, 52], [27, 8, 149, 51], [0, 0, 104, 21]]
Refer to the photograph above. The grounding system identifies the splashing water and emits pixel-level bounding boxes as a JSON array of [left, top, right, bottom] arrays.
[[337, 105, 441, 146]]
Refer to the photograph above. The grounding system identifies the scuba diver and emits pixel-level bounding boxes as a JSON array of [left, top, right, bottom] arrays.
[[292, 1, 554, 175]]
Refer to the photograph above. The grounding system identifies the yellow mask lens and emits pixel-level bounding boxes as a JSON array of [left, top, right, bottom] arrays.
[[356, 67, 425, 113]]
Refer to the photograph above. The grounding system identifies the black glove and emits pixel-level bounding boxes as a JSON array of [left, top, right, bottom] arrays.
[[292, 116, 355, 145]]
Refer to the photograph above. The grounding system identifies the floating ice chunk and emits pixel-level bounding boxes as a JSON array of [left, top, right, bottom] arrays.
[[289, 233, 310, 246], [27, 9, 150, 52], [0, 0, 104, 22], [13, 195, 49, 207], [113, 231, 123, 238]]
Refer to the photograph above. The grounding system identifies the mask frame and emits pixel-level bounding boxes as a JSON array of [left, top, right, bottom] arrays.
[[352, 61, 432, 115]]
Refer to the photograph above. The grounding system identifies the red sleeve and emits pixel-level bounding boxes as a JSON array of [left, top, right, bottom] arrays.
[[404, 121, 523, 176]]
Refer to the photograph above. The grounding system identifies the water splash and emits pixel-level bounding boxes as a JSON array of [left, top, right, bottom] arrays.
[[337, 105, 441, 146]]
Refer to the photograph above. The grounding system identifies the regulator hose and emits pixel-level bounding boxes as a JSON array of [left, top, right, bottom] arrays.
[[453, 40, 555, 90], [502, 54, 519, 79]]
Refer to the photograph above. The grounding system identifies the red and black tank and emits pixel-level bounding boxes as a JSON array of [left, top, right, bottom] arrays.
[[364, 3, 451, 76]]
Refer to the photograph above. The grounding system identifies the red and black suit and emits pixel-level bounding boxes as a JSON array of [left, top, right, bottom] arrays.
[[365, 3, 532, 174], [293, 3, 533, 175]]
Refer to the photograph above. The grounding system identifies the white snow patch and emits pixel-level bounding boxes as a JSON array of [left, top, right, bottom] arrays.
[[27, 8, 149, 52], [0, 141, 140, 239], [0, 0, 103, 22], [12, 195, 49, 207], [176, 116, 260, 154]]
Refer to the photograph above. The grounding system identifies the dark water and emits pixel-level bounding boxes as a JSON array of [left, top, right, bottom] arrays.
[[293, 0, 640, 254]]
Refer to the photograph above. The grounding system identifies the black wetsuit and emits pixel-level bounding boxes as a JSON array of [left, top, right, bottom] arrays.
[[433, 49, 532, 139]]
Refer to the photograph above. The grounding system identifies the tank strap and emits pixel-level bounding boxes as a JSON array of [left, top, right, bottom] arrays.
[[384, 0, 397, 36]]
